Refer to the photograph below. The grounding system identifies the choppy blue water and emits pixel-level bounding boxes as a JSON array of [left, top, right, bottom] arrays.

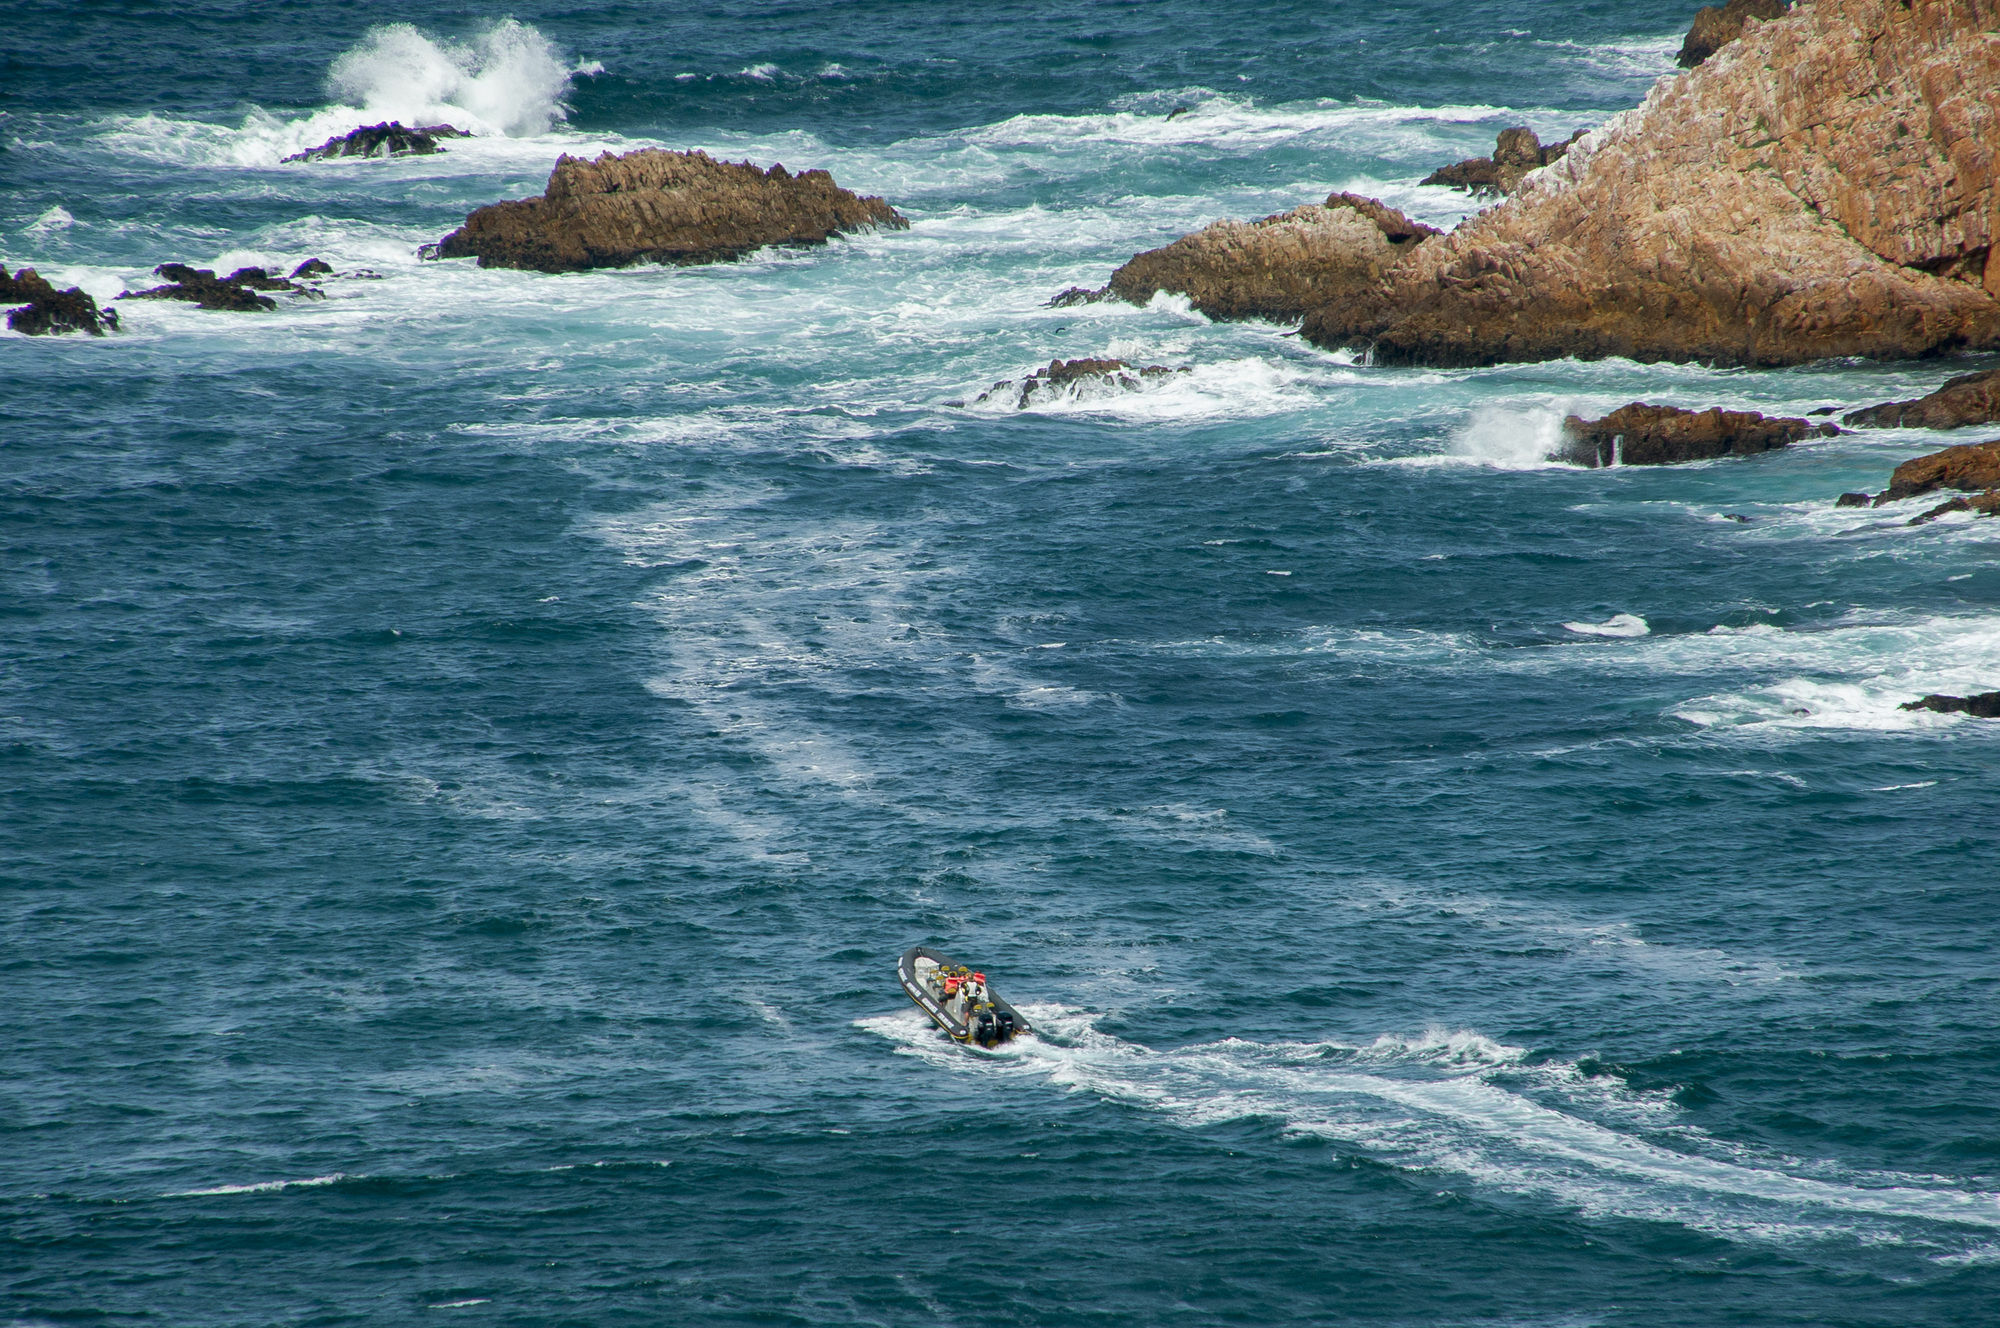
[[6, 3, 2000, 1324]]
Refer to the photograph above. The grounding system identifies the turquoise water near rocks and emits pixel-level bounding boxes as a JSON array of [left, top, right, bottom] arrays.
[[6, 4, 2000, 1324]]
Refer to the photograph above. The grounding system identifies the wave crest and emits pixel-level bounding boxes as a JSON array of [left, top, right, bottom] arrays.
[[327, 19, 584, 138]]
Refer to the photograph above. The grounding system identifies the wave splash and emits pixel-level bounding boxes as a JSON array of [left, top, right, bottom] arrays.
[[326, 20, 586, 138]]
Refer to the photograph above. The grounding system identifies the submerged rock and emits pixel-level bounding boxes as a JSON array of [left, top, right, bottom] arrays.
[[1047, 285, 1116, 308], [1552, 403, 1836, 467], [974, 358, 1187, 409], [1678, 0, 1788, 68], [1900, 690, 2000, 717], [430, 148, 908, 273], [1420, 127, 1583, 198], [1843, 368, 2000, 431], [1102, 193, 1438, 323], [120, 261, 332, 311], [1, 264, 118, 336], [282, 121, 470, 163], [1301, 0, 2000, 368], [1907, 491, 2000, 525]]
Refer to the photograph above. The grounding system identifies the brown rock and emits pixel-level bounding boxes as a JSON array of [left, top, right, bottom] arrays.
[[1835, 491, 1874, 507], [1420, 127, 1585, 198], [1553, 402, 1836, 467], [974, 358, 1187, 409], [1104, 192, 1439, 323], [1875, 439, 2000, 502], [282, 121, 470, 163], [430, 148, 908, 273], [1303, 0, 2000, 368], [1843, 367, 2000, 429], [1905, 490, 2000, 524], [1900, 690, 2000, 716], [1, 264, 118, 336], [1678, 0, 1788, 68]]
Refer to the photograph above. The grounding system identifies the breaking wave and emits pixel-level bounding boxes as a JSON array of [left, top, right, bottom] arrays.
[[327, 20, 589, 137]]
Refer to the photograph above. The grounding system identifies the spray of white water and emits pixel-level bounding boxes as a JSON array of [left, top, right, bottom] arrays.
[[327, 20, 587, 137]]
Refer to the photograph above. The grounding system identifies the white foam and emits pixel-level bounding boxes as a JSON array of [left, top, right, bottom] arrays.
[[328, 20, 581, 137], [1565, 613, 1650, 638], [169, 1172, 346, 1197], [1444, 404, 1573, 469], [859, 1006, 2000, 1243]]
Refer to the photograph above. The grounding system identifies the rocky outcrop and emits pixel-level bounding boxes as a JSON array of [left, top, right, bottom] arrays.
[[1678, 0, 1789, 67], [430, 148, 908, 273], [1907, 490, 2000, 523], [1843, 367, 2000, 429], [1552, 403, 1836, 467], [282, 121, 470, 163], [973, 358, 1186, 408], [1420, 127, 1584, 197], [1873, 439, 2000, 502], [121, 261, 331, 311], [1, 265, 118, 336], [1900, 690, 2000, 716], [1099, 193, 1438, 323], [1299, 0, 2000, 368]]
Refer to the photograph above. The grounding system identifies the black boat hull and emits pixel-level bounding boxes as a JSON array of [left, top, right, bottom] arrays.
[[898, 946, 1031, 1045]]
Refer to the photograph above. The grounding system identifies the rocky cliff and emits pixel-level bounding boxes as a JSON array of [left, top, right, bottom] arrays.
[[432, 149, 908, 273], [1300, 0, 2000, 367]]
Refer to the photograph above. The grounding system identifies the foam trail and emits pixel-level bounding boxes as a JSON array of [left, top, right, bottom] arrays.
[[1565, 613, 1650, 638], [859, 1006, 2000, 1242], [327, 20, 583, 136]]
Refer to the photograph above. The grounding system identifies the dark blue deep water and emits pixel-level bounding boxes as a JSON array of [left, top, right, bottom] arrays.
[[6, 3, 2000, 1324]]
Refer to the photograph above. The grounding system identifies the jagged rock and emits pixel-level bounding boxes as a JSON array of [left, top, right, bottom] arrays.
[[1679, 0, 1789, 67], [1302, 0, 2000, 368], [1552, 403, 1836, 467], [1907, 490, 2000, 524], [1836, 491, 1874, 507], [1047, 285, 1115, 308], [1872, 439, 2000, 503], [430, 148, 908, 273], [974, 357, 1187, 409], [1420, 127, 1584, 198], [1, 264, 118, 336], [1844, 368, 2000, 430], [1900, 690, 2000, 716], [282, 121, 469, 163], [1103, 193, 1438, 323], [290, 259, 334, 280], [120, 260, 332, 312]]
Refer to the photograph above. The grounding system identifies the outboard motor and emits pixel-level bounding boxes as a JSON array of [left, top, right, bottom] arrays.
[[971, 1008, 1001, 1047]]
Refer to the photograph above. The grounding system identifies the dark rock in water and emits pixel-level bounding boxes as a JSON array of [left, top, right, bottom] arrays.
[[1906, 491, 2000, 525], [1166, 105, 1193, 121], [1047, 285, 1114, 308], [1552, 403, 1836, 467], [120, 259, 335, 312], [1103, 192, 1439, 323], [431, 147, 908, 273], [974, 357, 1187, 409], [1872, 439, 2000, 503], [1722, 513, 1753, 523], [1, 264, 119, 336], [1899, 690, 2000, 717], [1420, 127, 1584, 198], [290, 258, 334, 280], [1679, 0, 1788, 68], [1835, 491, 1873, 507], [283, 121, 470, 163], [1843, 368, 2000, 431], [1808, 406, 1838, 416]]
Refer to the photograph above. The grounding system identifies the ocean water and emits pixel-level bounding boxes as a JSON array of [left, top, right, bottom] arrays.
[[5, 3, 2000, 1324]]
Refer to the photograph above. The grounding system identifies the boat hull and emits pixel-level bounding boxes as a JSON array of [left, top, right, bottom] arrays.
[[898, 946, 1030, 1046]]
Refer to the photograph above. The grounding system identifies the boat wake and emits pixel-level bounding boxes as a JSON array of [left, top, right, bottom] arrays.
[[859, 1004, 2000, 1250]]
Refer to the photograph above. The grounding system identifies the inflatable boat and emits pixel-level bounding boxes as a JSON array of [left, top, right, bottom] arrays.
[[898, 946, 1030, 1046]]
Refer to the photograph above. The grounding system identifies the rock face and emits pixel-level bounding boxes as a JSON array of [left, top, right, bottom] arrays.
[[1, 265, 118, 336], [1843, 367, 2000, 429], [430, 149, 908, 273], [282, 122, 470, 163], [1553, 403, 1837, 467], [1101, 193, 1438, 323], [1874, 438, 2000, 502], [1300, 0, 2000, 367], [974, 358, 1186, 409], [121, 261, 331, 311], [1900, 690, 2000, 716], [1679, 0, 1789, 67], [1420, 127, 1583, 198]]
